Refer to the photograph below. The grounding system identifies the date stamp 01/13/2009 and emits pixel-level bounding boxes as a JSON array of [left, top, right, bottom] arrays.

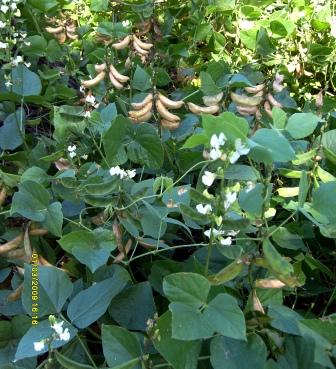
[[31, 252, 39, 325]]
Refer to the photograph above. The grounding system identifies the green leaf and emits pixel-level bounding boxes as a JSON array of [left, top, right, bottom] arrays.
[[202, 112, 249, 142], [131, 65, 152, 91], [10, 181, 51, 222], [268, 304, 303, 335], [272, 107, 287, 129], [90, 0, 109, 11], [256, 27, 275, 56], [10, 65, 42, 96], [312, 181, 336, 222], [200, 71, 221, 96], [224, 165, 260, 181], [271, 227, 306, 251], [108, 282, 156, 331], [262, 239, 294, 276], [55, 351, 94, 369], [22, 265, 73, 317], [0, 108, 25, 150], [58, 229, 116, 273], [204, 294, 246, 341], [67, 276, 127, 328], [153, 311, 201, 369], [163, 273, 210, 307], [210, 334, 267, 369], [250, 129, 296, 163], [181, 134, 208, 149], [286, 113, 320, 139], [127, 123, 164, 169], [238, 183, 264, 217], [103, 115, 127, 165], [15, 319, 77, 361], [53, 105, 86, 143], [102, 325, 142, 369], [298, 171, 309, 208], [44, 201, 63, 237]]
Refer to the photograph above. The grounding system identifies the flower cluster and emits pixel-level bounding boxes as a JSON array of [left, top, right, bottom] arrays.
[[33, 316, 70, 353], [204, 228, 240, 246], [67, 144, 77, 158], [206, 133, 250, 164], [109, 166, 136, 179]]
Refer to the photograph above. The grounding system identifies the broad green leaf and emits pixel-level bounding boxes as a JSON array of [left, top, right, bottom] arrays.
[[271, 227, 306, 251], [54, 351, 94, 369], [181, 134, 208, 149], [127, 123, 164, 169], [10, 65, 42, 96], [202, 112, 249, 141], [238, 183, 264, 217], [204, 294, 246, 340], [277, 336, 324, 369], [0, 108, 25, 150], [67, 276, 127, 328], [108, 282, 156, 331], [272, 107, 287, 129], [103, 115, 127, 165], [286, 113, 320, 139], [10, 180, 51, 221], [268, 304, 303, 335], [163, 273, 210, 307], [102, 325, 142, 369], [200, 71, 221, 96], [131, 65, 151, 91], [210, 334, 267, 369], [44, 201, 63, 237], [298, 171, 309, 208], [22, 265, 73, 317], [249, 129, 296, 163], [224, 165, 260, 181], [312, 181, 336, 222], [208, 260, 244, 285], [58, 229, 116, 273], [15, 319, 77, 361], [153, 311, 201, 369]]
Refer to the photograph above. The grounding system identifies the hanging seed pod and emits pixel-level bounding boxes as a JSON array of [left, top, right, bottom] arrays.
[[236, 105, 258, 116], [156, 100, 180, 122], [82, 71, 106, 88], [244, 83, 265, 94], [230, 92, 263, 107], [264, 100, 273, 118], [158, 93, 184, 109], [133, 34, 153, 50], [109, 64, 129, 83], [202, 92, 223, 107], [128, 101, 153, 118], [131, 93, 153, 110], [45, 26, 64, 34], [187, 102, 219, 115], [0, 234, 23, 254], [112, 35, 131, 50], [267, 93, 282, 108], [0, 187, 6, 207], [109, 71, 124, 89], [161, 119, 180, 130], [129, 111, 153, 124]]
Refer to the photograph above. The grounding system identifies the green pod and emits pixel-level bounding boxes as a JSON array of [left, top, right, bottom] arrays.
[[208, 260, 244, 285], [83, 194, 112, 207], [84, 177, 119, 196]]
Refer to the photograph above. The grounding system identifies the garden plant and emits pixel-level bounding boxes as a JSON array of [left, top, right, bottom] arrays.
[[0, 0, 336, 368]]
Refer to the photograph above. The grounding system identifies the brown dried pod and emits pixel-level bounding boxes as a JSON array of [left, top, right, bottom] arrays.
[[0, 187, 7, 207], [161, 119, 180, 130]]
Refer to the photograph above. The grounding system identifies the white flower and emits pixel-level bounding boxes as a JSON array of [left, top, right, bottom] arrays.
[[5, 80, 12, 87], [224, 191, 237, 210], [0, 20, 6, 28], [67, 145, 76, 152], [196, 204, 212, 215], [1, 4, 9, 12], [210, 133, 226, 149], [126, 169, 136, 178], [204, 228, 225, 238], [84, 110, 91, 118], [51, 321, 64, 335], [33, 340, 45, 352], [69, 151, 76, 158], [227, 230, 240, 236], [245, 181, 255, 193], [81, 154, 88, 160], [122, 20, 131, 27], [10, 3, 17, 10], [109, 166, 122, 177], [220, 237, 232, 246], [209, 147, 222, 160], [0, 41, 7, 49], [24, 62, 31, 68], [85, 95, 96, 105], [202, 171, 216, 187], [229, 139, 250, 164], [59, 328, 70, 341], [12, 55, 23, 66], [24, 41, 31, 46]]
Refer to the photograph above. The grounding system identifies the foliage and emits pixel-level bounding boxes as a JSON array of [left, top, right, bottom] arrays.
[[0, 0, 336, 369]]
